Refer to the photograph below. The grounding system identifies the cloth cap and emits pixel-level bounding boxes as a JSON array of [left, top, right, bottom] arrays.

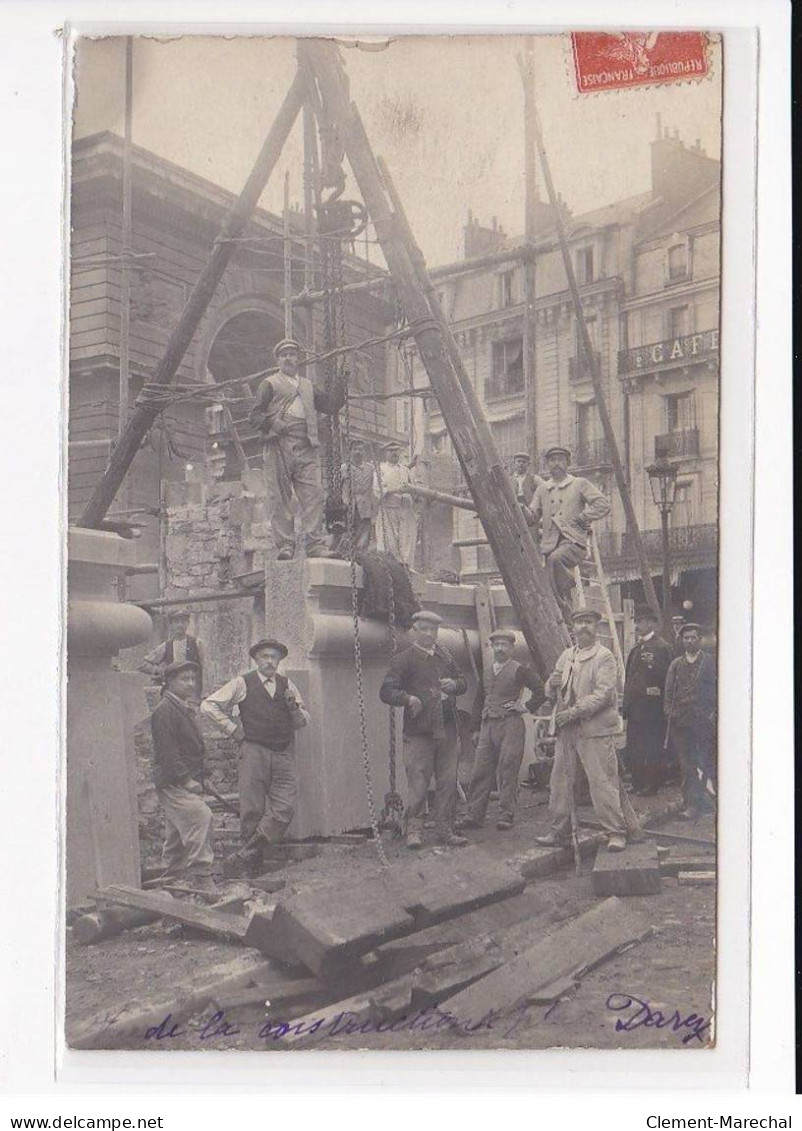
[[512, 452, 531, 461], [249, 637, 289, 660], [411, 610, 442, 627], [544, 445, 571, 460], [383, 441, 403, 452], [679, 622, 703, 635], [489, 629, 516, 644], [167, 608, 191, 621], [273, 338, 302, 359], [163, 660, 200, 681], [570, 608, 603, 624]]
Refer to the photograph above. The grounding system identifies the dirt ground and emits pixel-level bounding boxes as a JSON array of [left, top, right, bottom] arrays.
[[65, 784, 716, 1053]]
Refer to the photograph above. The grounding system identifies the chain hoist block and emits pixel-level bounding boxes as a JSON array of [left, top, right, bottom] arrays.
[[316, 198, 369, 240]]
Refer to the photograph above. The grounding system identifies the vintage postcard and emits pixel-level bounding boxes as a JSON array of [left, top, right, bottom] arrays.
[[65, 30, 726, 1056]]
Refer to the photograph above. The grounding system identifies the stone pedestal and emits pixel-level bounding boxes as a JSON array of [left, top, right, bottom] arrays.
[[67, 528, 153, 907]]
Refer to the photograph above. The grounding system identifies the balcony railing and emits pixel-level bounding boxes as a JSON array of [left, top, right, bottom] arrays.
[[654, 428, 700, 459], [596, 523, 718, 566], [572, 437, 612, 469], [568, 350, 601, 383], [619, 329, 719, 377]]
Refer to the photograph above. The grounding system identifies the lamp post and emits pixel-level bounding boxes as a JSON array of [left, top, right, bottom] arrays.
[[646, 459, 678, 640]]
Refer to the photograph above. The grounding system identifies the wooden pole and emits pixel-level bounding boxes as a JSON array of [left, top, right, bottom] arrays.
[[519, 40, 538, 461], [405, 484, 477, 511], [118, 37, 134, 440], [529, 101, 663, 624], [283, 170, 293, 338], [78, 68, 308, 529], [304, 39, 568, 677]]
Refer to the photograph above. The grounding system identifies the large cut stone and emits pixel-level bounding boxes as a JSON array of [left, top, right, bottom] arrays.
[[591, 839, 662, 896]]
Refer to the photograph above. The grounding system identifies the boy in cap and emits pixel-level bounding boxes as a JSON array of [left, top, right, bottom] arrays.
[[341, 439, 379, 550], [138, 609, 205, 695], [510, 452, 543, 508], [535, 607, 628, 852], [202, 638, 309, 865], [461, 629, 545, 830], [379, 609, 468, 849], [524, 445, 611, 622], [664, 623, 717, 819], [374, 441, 417, 566], [622, 606, 673, 795], [150, 660, 215, 889], [249, 337, 344, 560]]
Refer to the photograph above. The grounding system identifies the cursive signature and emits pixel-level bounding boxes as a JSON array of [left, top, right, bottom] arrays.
[[605, 992, 711, 1045]]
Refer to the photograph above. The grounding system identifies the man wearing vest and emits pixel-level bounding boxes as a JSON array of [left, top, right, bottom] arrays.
[[150, 660, 216, 890], [249, 338, 344, 560], [664, 623, 717, 819], [460, 629, 545, 831], [201, 638, 309, 864], [524, 445, 611, 623], [622, 606, 673, 796], [341, 439, 379, 551], [510, 452, 543, 508], [379, 609, 469, 850], [535, 608, 628, 852], [139, 609, 205, 696]]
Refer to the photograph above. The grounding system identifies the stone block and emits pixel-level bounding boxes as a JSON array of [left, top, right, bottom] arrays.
[[592, 840, 662, 897], [391, 847, 526, 927]]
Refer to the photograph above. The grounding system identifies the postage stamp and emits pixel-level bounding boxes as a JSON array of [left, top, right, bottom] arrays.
[[571, 32, 710, 94]]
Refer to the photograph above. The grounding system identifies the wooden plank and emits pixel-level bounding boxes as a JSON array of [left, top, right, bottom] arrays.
[[659, 856, 717, 877], [592, 841, 662, 897], [212, 975, 323, 1012], [473, 583, 495, 679], [97, 884, 250, 942], [678, 871, 716, 887], [389, 847, 526, 927], [442, 897, 653, 1028]]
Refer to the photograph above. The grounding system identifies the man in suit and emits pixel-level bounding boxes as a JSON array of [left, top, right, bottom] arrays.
[[249, 338, 343, 560], [379, 609, 469, 850], [622, 607, 674, 795], [341, 439, 378, 550], [524, 445, 611, 623], [664, 623, 717, 819], [138, 609, 205, 696], [202, 638, 310, 871], [535, 608, 628, 852], [460, 629, 545, 831], [510, 452, 542, 507], [150, 660, 215, 889]]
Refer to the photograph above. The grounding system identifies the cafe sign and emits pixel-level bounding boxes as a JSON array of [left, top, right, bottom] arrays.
[[620, 328, 719, 375]]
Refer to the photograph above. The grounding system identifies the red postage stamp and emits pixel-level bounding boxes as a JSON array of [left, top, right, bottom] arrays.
[[571, 32, 709, 94]]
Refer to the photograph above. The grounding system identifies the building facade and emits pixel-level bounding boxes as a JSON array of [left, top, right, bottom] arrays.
[[390, 123, 720, 626]]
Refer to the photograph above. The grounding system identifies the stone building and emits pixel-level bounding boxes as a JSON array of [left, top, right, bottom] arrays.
[[389, 122, 721, 625]]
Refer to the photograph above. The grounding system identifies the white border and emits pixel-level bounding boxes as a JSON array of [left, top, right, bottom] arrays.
[[0, 0, 791, 1110]]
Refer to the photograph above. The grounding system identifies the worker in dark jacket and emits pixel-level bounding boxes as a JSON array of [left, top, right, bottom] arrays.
[[379, 609, 468, 850], [664, 623, 717, 819], [622, 607, 674, 796], [150, 660, 215, 888], [460, 629, 545, 831]]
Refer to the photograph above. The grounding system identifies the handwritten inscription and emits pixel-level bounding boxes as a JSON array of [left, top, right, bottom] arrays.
[[605, 992, 711, 1046]]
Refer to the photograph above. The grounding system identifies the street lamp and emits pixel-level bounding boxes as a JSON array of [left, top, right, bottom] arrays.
[[646, 459, 679, 631]]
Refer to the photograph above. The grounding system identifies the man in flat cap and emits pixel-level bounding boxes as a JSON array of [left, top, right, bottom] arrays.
[[138, 609, 205, 696], [249, 338, 344, 560], [664, 623, 717, 819], [524, 445, 611, 623], [202, 638, 310, 866], [379, 609, 469, 849], [150, 660, 216, 889], [622, 606, 673, 796], [536, 608, 628, 852], [510, 452, 543, 508], [341, 439, 379, 551], [460, 629, 545, 831], [374, 441, 417, 566]]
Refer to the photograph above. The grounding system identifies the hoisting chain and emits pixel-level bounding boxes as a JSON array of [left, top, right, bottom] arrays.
[[378, 556, 404, 837]]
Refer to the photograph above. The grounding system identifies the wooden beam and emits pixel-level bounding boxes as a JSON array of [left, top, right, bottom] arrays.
[[96, 884, 251, 943], [519, 39, 538, 460], [78, 67, 308, 528], [303, 39, 568, 677]]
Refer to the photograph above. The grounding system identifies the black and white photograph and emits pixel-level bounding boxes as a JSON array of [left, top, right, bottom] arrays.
[[63, 30, 726, 1054]]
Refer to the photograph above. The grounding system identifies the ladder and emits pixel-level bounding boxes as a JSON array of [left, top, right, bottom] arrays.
[[573, 528, 626, 685]]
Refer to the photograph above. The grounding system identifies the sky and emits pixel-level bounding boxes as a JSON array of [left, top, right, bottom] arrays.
[[72, 34, 722, 268]]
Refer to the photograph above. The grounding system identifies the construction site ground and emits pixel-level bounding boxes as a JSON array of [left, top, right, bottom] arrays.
[[66, 784, 716, 1053]]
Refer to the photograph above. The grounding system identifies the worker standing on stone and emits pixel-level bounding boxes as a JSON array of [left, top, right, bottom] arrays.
[[535, 608, 628, 852], [460, 629, 545, 831], [622, 606, 673, 796], [374, 441, 417, 566], [201, 638, 309, 871], [150, 660, 216, 890], [249, 338, 343, 561], [510, 452, 543, 507], [379, 610, 468, 850], [138, 609, 205, 696], [664, 623, 717, 819], [524, 446, 611, 623], [341, 439, 378, 551]]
